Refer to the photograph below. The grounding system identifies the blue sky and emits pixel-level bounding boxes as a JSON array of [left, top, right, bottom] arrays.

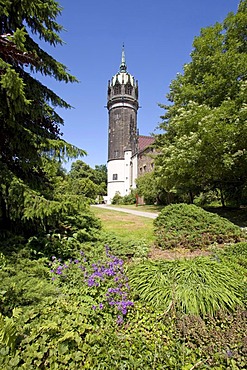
[[40, 0, 240, 169]]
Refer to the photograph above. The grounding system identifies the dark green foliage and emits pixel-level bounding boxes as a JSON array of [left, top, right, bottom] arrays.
[[154, 203, 243, 250], [0, 0, 86, 239], [128, 257, 245, 316], [0, 255, 56, 316]]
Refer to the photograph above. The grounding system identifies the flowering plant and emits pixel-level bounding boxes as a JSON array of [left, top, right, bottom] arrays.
[[49, 246, 133, 324]]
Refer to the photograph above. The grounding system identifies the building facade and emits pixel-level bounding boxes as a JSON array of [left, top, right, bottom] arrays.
[[106, 47, 155, 203]]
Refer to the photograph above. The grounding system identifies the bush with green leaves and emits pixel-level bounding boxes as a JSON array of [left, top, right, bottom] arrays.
[[214, 242, 247, 269], [154, 203, 244, 250], [111, 190, 137, 205], [128, 257, 245, 317], [97, 231, 150, 260]]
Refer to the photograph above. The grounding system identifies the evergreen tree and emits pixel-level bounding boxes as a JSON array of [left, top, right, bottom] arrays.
[[0, 0, 86, 235]]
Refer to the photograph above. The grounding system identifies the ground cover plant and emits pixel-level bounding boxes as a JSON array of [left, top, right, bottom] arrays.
[[154, 203, 245, 250], [1, 241, 246, 369]]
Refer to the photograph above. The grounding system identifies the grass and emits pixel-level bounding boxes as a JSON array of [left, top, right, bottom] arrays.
[[128, 257, 244, 316], [91, 206, 155, 244], [108, 204, 163, 213]]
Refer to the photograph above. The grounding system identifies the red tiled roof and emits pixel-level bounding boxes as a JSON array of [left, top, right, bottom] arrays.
[[138, 135, 155, 152]]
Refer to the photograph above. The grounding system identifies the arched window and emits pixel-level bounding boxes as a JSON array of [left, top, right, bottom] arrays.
[[114, 84, 121, 95], [125, 84, 132, 95]]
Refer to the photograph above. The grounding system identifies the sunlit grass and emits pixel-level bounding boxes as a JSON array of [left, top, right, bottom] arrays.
[[108, 204, 164, 213], [91, 207, 155, 245]]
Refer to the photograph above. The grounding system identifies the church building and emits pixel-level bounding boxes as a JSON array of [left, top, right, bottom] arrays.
[[106, 46, 155, 203]]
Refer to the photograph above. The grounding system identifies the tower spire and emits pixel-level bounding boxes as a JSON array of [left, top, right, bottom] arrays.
[[120, 43, 127, 73]]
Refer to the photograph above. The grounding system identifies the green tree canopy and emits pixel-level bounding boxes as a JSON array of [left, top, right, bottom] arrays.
[[0, 0, 86, 235], [69, 160, 107, 197], [156, 0, 247, 205]]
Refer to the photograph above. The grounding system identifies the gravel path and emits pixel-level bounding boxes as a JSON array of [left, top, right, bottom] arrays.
[[92, 204, 158, 219]]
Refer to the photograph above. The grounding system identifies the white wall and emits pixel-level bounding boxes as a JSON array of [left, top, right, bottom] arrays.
[[107, 151, 133, 203], [131, 154, 138, 188], [107, 158, 125, 203]]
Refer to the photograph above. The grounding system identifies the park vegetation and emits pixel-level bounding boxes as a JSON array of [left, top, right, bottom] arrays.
[[136, 0, 247, 208], [0, 0, 247, 369]]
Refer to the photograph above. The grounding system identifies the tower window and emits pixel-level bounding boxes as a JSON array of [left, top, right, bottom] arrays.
[[114, 85, 121, 95], [113, 174, 118, 180], [125, 84, 132, 95]]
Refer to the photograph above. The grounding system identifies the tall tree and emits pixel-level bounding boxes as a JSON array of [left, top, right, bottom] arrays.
[[0, 0, 86, 234], [156, 1, 247, 205], [68, 161, 107, 199]]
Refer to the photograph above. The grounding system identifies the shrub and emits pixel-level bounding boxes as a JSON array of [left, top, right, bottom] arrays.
[[154, 203, 244, 250], [111, 192, 123, 205], [214, 242, 247, 268], [111, 190, 137, 205]]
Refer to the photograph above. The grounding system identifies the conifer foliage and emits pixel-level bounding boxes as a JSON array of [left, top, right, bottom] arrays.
[[0, 0, 86, 236]]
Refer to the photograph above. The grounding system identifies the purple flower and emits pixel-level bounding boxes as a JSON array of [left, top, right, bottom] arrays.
[[55, 265, 64, 275], [87, 277, 96, 287], [92, 305, 97, 310], [226, 350, 233, 358], [116, 300, 134, 315], [51, 256, 56, 260], [99, 303, 104, 310], [117, 315, 124, 325]]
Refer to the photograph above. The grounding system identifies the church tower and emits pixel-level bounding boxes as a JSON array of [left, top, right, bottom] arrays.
[[107, 46, 139, 202]]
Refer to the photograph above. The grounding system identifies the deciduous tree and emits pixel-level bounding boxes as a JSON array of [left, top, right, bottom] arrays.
[[156, 1, 247, 205]]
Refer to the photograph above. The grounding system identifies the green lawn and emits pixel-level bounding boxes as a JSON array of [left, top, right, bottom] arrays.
[[91, 207, 155, 244], [108, 204, 164, 213]]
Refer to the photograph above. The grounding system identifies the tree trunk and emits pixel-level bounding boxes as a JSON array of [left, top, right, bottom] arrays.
[[219, 187, 225, 208], [189, 191, 194, 204]]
